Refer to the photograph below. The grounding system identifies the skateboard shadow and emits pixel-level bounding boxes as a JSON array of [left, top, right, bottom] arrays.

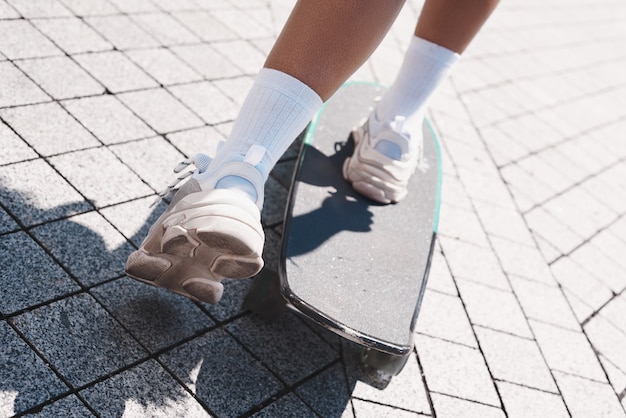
[[287, 135, 380, 257], [0, 175, 393, 417]]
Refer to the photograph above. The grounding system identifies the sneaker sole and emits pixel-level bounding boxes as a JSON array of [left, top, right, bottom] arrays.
[[125, 191, 264, 304]]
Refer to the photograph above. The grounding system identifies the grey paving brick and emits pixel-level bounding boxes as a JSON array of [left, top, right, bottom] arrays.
[[160, 328, 283, 417], [585, 314, 626, 392], [226, 313, 338, 385], [33, 17, 113, 55], [0, 158, 91, 226], [497, 381, 569, 418], [431, 393, 504, 418], [581, 173, 626, 216], [31, 211, 132, 286], [350, 353, 431, 415], [148, 0, 197, 12], [202, 277, 251, 322], [0, 102, 100, 156], [168, 81, 238, 125], [117, 88, 204, 134], [105, 0, 156, 13], [131, 12, 199, 46], [0, 20, 62, 59], [49, 147, 153, 207], [6, 0, 71, 18], [0, 231, 79, 314], [16, 56, 104, 100], [473, 201, 535, 247], [0, 120, 37, 165], [416, 334, 500, 406], [127, 48, 202, 86], [212, 39, 266, 75], [213, 75, 255, 106], [62, 95, 155, 144], [293, 363, 353, 418], [86, 15, 159, 50], [58, 0, 118, 17], [172, 10, 237, 42], [99, 197, 164, 247], [438, 204, 490, 248], [596, 292, 626, 335], [416, 289, 477, 348], [110, 136, 185, 191], [438, 237, 510, 291], [74, 51, 158, 93], [458, 167, 518, 210], [81, 360, 210, 418], [13, 293, 146, 387], [172, 44, 244, 80], [27, 395, 94, 417], [589, 231, 626, 274], [568, 243, 626, 293], [0, 321, 68, 417], [525, 206, 583, 255], [0, 61, 49, 108], [92, 277, 213, 352], [210, 8, 273, 39], [599, 353, 626, 400], [252, 393, 318, 418], [0, 0, 20, 18], [554, 372, 625, 418], [456, 278, 532, 338], [0, 206, 18, 233], [490, 237, 554, 285], [426, 247, 458, 296], [165, 125, 224, 159], [474, 326, 557, 393], [509, 276, 579, 331], [352, 399, 426, 417], [531, 319, 606, 382]]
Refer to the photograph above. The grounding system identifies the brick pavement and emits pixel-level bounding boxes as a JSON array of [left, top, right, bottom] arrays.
[[1, 0, 626, 416]]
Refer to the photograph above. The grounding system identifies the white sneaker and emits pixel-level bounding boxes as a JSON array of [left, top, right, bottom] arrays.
[[125, 153, 265, 304], [343, 115, 423, 204]]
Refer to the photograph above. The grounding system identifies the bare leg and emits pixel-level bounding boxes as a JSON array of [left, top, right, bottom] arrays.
[[265, 0, 405, 101], [416, 0, 500, 53]]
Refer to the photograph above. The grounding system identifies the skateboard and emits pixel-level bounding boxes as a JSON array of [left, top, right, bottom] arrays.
[[244, 82, 441, 375]]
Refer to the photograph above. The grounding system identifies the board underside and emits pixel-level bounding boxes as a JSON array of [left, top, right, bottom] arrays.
[[280, 83, 440, 354]]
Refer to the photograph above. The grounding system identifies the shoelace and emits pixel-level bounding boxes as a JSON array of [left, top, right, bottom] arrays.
[[153, 153, 212, 205]]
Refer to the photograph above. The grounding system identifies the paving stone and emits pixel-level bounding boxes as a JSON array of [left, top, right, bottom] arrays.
[[0, 206, 18, 234], [585, 313, 626, 388], [168, 81, 238, 125], [0, 61, 50, 108], [16, 56, 104, 100], [0, 20, 63, 59], [212, 75, 255, 106], [131, 12, 199, 46], [509, 276, 579, 330], [33, 17, 112, 54], [105, 0, 157, 13], [92, 278, 212, 352], [210, 8, 273, 39], [0, 321, 68, 417], [28, 395, 94, 417], [148, 0, 197, 12], [438, 237, 510, 291], [86, 15, 160, 50], [456, 278, 532, 338], [531, 320, 606, 382], [62, 95, 155, 144], [202, 277, 251, 322], [58, 0, 118, 16], [99, 197, 164, 247], [0, 102, 100, 156], [568, 243, 626, 293], [0, 120, 37, 165], [31, 211, 132, 286], [49, 147, 153, 207], [554, 372, 625, 418], [172, 43, 244, 80], [81, 360, 209, 417], [351, 399, 426, 417], [165, 125, 224, 158], [110, 136, 185, 191], [172, 10, 237, 42], [525, 206, 584, 255], [474, 327, 557, 393], [497, 381, 569, 418], [438, 204, 490, 248], [430, 393, 505, 418], [490, 236, 554, 285], [0, 158, 91, 226], [591, 229, 626, 272], [212, 39, 266, 75], [473, 201, 535, 247], [416, 289, 477, 348], [416, 334, 500, 406], [252, 393, 318, 418], [13, 293, 146, 387], [126, 48, 203, 86], [117, 88, 204, 133], [74, 51, 158, 93], [426, 244, 458, 296], [0, 0, 20, 18], [160, 328, 283, 417], [226, 313, 338, 385], [294, 363, 354, 418], [6, 0, 71, 18], [350, 352, 431, 415]]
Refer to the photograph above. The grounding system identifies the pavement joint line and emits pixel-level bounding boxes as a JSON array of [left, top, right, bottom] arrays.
[[413, 347, 437, 417]]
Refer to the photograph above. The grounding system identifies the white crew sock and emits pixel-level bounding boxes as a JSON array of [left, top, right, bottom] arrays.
[[203, 68, 322, 202], [374, 36, 460, 141]]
